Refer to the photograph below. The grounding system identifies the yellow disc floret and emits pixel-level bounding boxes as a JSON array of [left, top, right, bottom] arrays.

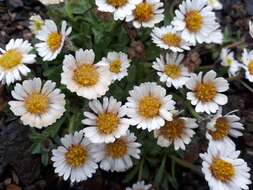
[[106, 139, 128, 159], [106, 0, 127, 7], [25, 92, 49, 115], [209, 117, 230, 140], [159, 118, 185, 140], [65, 145, 87, 168], [248, 60, 253, 75], [162, 33, 182, 47], [185, 10, 203, 33], [164, 64, 182, 79], [195, 82, 217, 102], [210, 158, 235, 183], [138, 96, 161, 118], [0, 50, 23, 70], [96, 112, 119, 135], [134, 3, 153, 22], [73, 64, 99, 87], [110, 59, 121, 74], [47, 32, 62, 52]]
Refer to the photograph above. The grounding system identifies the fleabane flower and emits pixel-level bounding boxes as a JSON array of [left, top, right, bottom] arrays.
[[95, 0, 140, 20], [29, 15, 44, 34], [97, 51, 130, 81], [151, 25, 191, 52], [242, 49, 253, 82], [35, 20, 72, 61], [200, 143, 251, 190], [125, 0, 164, 28], [61, 49, 112, 99], [206, 108, 244, 148], [51, 131, 98, 183], [220, 48, 240, 77], [154, 116, 198, 150], [208, 0, 222, 10], [172, 0, 223, 45], [186, 70, 229, 114], [8, 78, 66, 129], [153, 53, 190, 89], [125, 82, 176, 132], [126, 181, 154, 190], [93, 131, 141, 172], [0, 39, 36, 85], [82, 96, 129, 143]]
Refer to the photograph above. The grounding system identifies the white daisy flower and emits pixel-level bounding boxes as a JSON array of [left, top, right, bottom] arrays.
[[61, 49, 112, 99], [93, 131, 141, 172], [242, 49, 253, 82], [8, 78, 66, 129], [82, 96, 129, 143], [249, 20, 253, 39], [97, 51, 130, 81], [208, 0, 223, 10], [172, 0, 223, 45], [35, 20, 72, 61], [206, 108, 244, 149], [125, 82, 176, 132], [186, 70, 229, 114], [0, 39, 36, 85], [95, 0, 140, 21], [220, 48, 241, 77], [200, 143, 251, 190], [39, 0, 64, 5], [125, 0, 164, 28], [126, 181, 154, 190], [151, 25, 191, 52], [29, 15, 44, 34], [51, 131, 98, 183], [154, 116, 197, 150], [152, 53, 190, 89]]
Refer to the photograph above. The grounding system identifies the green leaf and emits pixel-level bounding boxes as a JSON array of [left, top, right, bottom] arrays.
[[41, 153, 49, 166], [123, 166, 139, 183], [31, 143, 42, 154], [154, 154, 167, 185]]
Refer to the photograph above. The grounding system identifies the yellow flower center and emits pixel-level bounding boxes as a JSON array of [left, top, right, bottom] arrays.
[[195, 82, 217, 103], [65, 145, 87, 168], [210, 158, 235, 183], [162, 33, 182, 47], [185, 10, 203, 33], [109, 59, 121, 74], [96, 112, 119, 135], [0, 50, 23, 70], [209, 117, 230, 140], [25, 92, 49, 115], [106, 0, 127, 7], [164, 64, 182, 79], [248, 60, 253, 75], [138, 96, 161, 118], [47, 32, 62, 52], [134, 3, 154, 22], [159, 118, 185, 140], [106, 139, 128, 159], [226, 57, 233, 66], [73, 64, 99, 87], [34, 20, 43, 31]]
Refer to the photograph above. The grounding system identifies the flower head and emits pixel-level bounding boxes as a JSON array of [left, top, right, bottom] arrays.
[[200, 143, 251, 190], [126, 82, 176, 131], [126, 181, 154, 190], [242, 49, 253, 82], [51, 131, 98, 183], [220, 48, 241, 76], [126, 0, 164, 28], [153, 53, 190, 89], [29, 15, 44, 34], [35, 20, 72, 61], [82, 96, 129, 143], [61, 49, 112, 99], [8, 78, 66, 128], [93, 131, 141, 172], [39, 0, 64, 5], [0, 39, 36, 85], [186, 70, 229, 114], [208, 0, 222, 10]]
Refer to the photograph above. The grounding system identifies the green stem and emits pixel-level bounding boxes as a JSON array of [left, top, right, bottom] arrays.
[[186, 102, 202, 120], [68, 114, 77, 134], [138, 159, 144, 181], [240, 80, 253, 93]]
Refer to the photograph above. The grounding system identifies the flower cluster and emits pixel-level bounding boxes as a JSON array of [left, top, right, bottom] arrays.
[[2, 0, 252, 189]]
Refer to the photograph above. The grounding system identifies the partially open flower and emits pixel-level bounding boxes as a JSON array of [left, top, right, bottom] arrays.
[[208, 0, 223, 10], [242, 49, 253, 82], [186, 70, 229, 114], [29, 15, 44, 34], [0, 39, 36, 85], [93, 131, 141, 172]]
